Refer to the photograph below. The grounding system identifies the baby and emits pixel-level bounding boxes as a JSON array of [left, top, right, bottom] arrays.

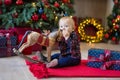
[[42, 16, 81, 68]]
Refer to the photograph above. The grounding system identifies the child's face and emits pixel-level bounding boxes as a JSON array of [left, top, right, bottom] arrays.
[[59, 20, 73, 38]]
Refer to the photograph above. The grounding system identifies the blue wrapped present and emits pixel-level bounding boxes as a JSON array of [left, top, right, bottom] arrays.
[[0, 30, 18, 57], [0, 35, 18, 57], [87, 48, 120, 71], [0, 36, 17, 47], [0, 36, 7, 47], [10, 36, 17, 46]]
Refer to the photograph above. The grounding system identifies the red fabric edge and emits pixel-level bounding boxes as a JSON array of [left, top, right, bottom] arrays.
[[25, 56, 120, 79]]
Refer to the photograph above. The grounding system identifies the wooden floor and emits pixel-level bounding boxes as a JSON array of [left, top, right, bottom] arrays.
[[0, 42, 120, 80]]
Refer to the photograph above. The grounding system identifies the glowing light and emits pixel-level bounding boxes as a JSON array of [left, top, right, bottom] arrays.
[[78, 18, 104, 43]]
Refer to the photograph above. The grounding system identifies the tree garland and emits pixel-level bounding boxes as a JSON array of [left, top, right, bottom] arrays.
[[78, 18, 104, 43]]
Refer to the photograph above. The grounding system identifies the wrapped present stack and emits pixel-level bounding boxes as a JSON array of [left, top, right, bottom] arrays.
[[87, 48, 120, 71], [0, 30, 18, 57]]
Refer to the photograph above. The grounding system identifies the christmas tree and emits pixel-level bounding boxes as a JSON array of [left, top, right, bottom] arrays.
[[104, 0, 120, 44], [0, 0, 74, 30]]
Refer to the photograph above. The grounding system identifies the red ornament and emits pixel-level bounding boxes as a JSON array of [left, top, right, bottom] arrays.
[[16, 0, 23, 5], [112, 37, 116, 41], [117, 15, 120, 19], [0, 0, 2, 5], [114, 24, 119, 29], [112, 19, 115, 23], [4, 0, 12, 5], [42, 0, 50, 8], [32, 13, 39, 21], [42, 0, 48, 5], [104, 33, 109, 39], [54, 2, 60, 8], [62, 0, 68, 3], [41, 13, 47, 20]]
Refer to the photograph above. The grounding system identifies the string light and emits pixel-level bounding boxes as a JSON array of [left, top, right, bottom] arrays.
[[112, 16, 120, 29]]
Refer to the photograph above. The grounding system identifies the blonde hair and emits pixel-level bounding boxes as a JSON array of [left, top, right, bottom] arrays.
[[59, 16, 75, 30], [49, 17, 75, 42]]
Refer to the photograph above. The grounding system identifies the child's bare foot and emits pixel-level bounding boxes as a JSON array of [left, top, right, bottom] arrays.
[[46, 59, 58, 68]]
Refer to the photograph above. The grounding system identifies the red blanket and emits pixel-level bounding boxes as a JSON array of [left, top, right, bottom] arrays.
[[26, 56, 120, 79]]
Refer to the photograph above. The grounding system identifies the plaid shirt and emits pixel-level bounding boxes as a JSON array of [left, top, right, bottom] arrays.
[[59, 31, 81, 58]]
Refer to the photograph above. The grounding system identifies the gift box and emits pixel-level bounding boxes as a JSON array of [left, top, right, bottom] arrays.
[[87, 48, 120, 71], [0, 30, 18, 57], [0, 46, 18, 57]]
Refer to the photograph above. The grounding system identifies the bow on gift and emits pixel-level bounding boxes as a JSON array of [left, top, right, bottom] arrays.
[[6, 33, 12, 56], [88, 49, 120, 70]]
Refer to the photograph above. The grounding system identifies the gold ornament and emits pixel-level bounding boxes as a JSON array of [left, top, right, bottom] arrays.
[[32, 2, 36, 7], [55, 16, 58, 21]]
